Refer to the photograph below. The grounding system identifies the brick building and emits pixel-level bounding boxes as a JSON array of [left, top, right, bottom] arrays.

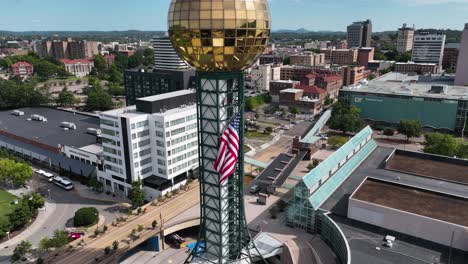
[[321, 49, 358, 65], [270, 80, 299, 103], [342, 65, 370, 86], [443, 43, 460, 70], [358, 47, 375, 68], [290, 52, 325, 67], [11, 61, 34, 77]]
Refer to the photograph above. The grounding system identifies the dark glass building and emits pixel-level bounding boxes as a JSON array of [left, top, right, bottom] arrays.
[[124, 68, 195, 105]]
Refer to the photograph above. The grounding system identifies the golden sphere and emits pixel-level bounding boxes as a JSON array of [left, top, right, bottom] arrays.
[[168, 0, 271, 72]]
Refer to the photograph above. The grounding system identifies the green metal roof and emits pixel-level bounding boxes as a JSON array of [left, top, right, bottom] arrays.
[[300, 109, 332, 144], [244, 157, 269, 168], [302, 126, 373, 190], [309, 139, 377, 209]]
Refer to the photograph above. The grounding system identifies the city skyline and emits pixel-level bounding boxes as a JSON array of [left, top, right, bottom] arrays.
[[1, 0, 468, 32]]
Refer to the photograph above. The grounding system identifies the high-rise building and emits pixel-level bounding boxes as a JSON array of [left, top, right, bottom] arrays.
[[412, 32, 446, 65], [455, 24, 468, 86], [152, 37, 191, 70], [397, 24, 415, 53], [124, 68, 195, 105], [97, 90, 198, 198], [443, 43, 460, 70], [347, 19, 372, 48], [35, 39, 99, 59]]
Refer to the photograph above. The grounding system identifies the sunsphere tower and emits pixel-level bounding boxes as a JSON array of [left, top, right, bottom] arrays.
[[168, 0, 271, 263]]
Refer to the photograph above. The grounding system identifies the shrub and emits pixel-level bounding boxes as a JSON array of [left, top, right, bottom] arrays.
[[73, 207, 99, 227], [103, 225, 108, 233], [37, 257, 44, 264], [383, 128, 394, 136], [104, 246, 111, 255], [152, 220, 158, 229], [137, 225, 144, 232], [137, 207, 142, 215], [328, 136, 349, 149], [94, 229, 100, 237]]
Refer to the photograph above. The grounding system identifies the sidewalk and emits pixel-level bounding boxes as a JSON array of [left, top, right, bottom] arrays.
[[0, 200, 56, 249]]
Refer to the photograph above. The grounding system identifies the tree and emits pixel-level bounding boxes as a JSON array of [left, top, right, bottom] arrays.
[[85, 86, 114, 111], [11, 240, 32, 261], [396, 51, 412, 62], [306, 159, 320, 171], [291, 107, 300, 115], [93, 55, 106, 74], [8, 205, 32, 230], [329, 102, 363, 134], [152, 220, 158, 229], [264, 127, 273, 134], [107, 82, 126, 96], [397, 120, 422, 141], [129, 180, 146, 208], [128, 53, 144, 68], [112, 240, 119, 251], [39, 237, 54, 251], [73, 207, 99, 227], [424, 133, 463, 158], [328, 136, 349, 149], [56, 86, 78, 107], [24, 192, 45, 214]]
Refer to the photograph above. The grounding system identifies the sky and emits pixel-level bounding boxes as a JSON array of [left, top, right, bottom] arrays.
[[1, 0, 467, 32]]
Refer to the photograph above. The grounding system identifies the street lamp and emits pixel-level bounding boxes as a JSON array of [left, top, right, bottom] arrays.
[[6, 231, 10, 240]]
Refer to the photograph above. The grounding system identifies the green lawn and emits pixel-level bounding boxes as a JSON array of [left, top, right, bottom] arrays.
[[245, 130, 273, 140], [0, 189, 19, 222]]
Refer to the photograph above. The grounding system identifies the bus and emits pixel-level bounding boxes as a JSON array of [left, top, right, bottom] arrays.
[[36, 170, 54, 182], [53, 177, 74, 190]]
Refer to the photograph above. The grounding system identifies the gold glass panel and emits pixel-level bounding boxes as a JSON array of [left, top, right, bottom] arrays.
[[168, 0, 271, 72]]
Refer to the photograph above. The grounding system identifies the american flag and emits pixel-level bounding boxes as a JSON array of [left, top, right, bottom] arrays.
[[214, 112, 241, 184]]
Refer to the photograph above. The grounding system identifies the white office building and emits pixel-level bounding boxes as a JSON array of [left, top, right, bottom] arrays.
[[152, 36, 191, 70], [97, 90, 198, 200], [412, 33, 446, 66], [251, 64, 280, 91]]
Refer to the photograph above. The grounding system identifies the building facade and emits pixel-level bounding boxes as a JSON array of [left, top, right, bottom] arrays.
[[152, 37, 191, 70], [340, 73, 468, 133], [250, 64, 280, 90], [97, 90, 198, 199], [11, 61, 34, 77], [397, 24, 415, 53], [290, 52, 325, 67], [270, 80, 299, 103], [412, 33, 446, 65], [394, 62, 440, 74], [357, 47, 375, 68], [322, 49, 358, 65], [124, 68, 195, 105], [36, 39, 99, 59], [258, 54, 283, 65], [60, 59, 94, 77], [342, 65, 370, 86], [455, 24, 468, 86], [347, 20, 372, 48]]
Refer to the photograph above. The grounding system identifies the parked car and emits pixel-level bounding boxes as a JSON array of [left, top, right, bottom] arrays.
[[166, 235, 181, 249], [172, 233, 186, 244], [250, 184, 261, 194]]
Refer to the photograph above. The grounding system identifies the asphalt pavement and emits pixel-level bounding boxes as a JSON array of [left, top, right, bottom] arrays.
[[0, 174, 125, 263]]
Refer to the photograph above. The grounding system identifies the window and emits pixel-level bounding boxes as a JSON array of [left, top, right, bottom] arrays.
[[186, 123, 197, 130], [136, 120, 149, 128], [137, 130, 150, 138], [165, 122, 169, 128], [132, 143, 137, 149], [138, 139, 151, 148], [104, 155, 122, 165], [155, 121, 164, 128], [155, 131, 164, 137], [172, 144, 187, 155], [171, 135, 187, 145], [166, 131, 170, 137], [157, 159, 166, 166], [157, 150, 164, 156], [156, 140, 164, 147], [140, 157, 152, 166], [167, 141, 171, 147], [186, 132, 197, 140], [158, 168, 167, 175], [170, 117, 186, 126], [102, 138, 120, 146], [186, 114, 197, 121], [103, 146, 121, 156], [102, 128, 118, 137], [171, 127, 186, 136], [139, 148, 151, 157], [133, 153, 138, 159], [131, 123, 136, 129], [102, 119, 118, 127], [187, 141, 198, 149], [141, 166, 153, 175], [132, 133, 137, 140], [134, 162, 139, 168]]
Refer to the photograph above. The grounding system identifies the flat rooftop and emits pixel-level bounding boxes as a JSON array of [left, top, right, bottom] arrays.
[[0, 107, 99, 148], [342, 72, 468, 101], [352, 178, 468, 227], [386, 149, 468, 185], [321, 147, 468, 216]]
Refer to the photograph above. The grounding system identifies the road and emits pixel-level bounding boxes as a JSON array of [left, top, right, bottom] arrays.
[[48, 185, 200, 264], [0, 175, 124, 264]]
